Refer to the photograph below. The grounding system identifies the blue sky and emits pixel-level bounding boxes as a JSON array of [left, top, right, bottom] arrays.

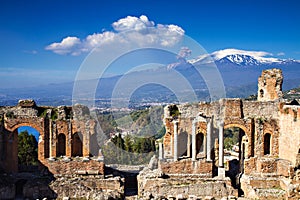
[[18, 126, 39, 142], [0, 0, 300, 88]]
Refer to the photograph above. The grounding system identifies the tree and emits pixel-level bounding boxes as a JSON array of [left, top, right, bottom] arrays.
[[123, 135, 132, 152], [18, 131, 38, 166]]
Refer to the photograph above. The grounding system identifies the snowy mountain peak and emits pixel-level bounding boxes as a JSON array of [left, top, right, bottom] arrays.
[[220, 54, 260, 66], [188, 48, 298, 66]]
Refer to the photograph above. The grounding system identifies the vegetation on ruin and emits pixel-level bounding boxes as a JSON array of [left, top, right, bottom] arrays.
[[5, 111, 15, 119], [224, 127, 240, 150], [102, 134, 156, 165], [168, 105, 180, 118], [18, 131, 38, 166], [51, 109, 58, 120]]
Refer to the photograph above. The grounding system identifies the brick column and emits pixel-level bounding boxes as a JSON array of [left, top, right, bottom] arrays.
[[173, 120, 178, 161], [206, 118, 212, 161], [192, 118, 197, 161]]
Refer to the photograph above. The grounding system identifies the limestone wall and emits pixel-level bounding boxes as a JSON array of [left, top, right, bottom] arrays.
[[279, 105, 300, 166], [0, 173, 124, 200], [50, 175, 124, 200], [137, 175, 237, 199], [160, 159, 213, 176], [45, 159, 105, 175]]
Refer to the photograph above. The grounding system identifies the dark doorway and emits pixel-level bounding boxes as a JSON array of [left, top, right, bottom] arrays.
[[264, 133, 271, 155], [196, 133, 204, 153], [124, 173, 138, 196], [57, 134, 66, 156], [72, 132, 83, 157], [15, 179, 27, 198]]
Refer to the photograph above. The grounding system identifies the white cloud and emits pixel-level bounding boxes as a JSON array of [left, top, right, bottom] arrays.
[[45, 15, 185, 55], [45, 36, 81, 55], [112, 15, 155, 32], [277, 52, 285, 56], [23, 50, 38, 54]]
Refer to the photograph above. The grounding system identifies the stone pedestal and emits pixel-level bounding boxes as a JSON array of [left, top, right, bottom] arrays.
[[218, 167, 226, 178]]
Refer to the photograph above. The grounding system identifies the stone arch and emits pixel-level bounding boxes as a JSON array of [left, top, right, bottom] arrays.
[[57, 133, 66, 156], [224, 123, 250, 175], [8, 122, 47, 172], [224, 123, 250, 159], [9, 122, 43, 135], [224, 124, 248, 135]]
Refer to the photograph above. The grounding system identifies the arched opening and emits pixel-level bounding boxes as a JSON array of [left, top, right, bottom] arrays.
[[264, 133, 271, 155], [260, 89, 264, 98], [17, 126, 39, 172], [57, 134, 66, 156], [196, 132, 205, 153], [178, 131, 188, 157], [224, 126, 247, 192], [72, 132, 83, 157]]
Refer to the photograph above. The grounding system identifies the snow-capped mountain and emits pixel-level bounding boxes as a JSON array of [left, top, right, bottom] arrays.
[[189, 48, 300, 67]]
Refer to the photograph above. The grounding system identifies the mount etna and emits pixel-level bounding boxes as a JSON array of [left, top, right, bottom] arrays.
[[1, 49, 299, 106]]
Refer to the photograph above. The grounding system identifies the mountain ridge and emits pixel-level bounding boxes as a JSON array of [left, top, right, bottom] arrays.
[[1, 48, 300, 107]]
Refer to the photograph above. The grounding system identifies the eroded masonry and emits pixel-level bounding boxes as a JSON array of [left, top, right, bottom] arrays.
[[0, 102, 123, 199], [138, 68, 300, 199], [0, 68, 300, 199]]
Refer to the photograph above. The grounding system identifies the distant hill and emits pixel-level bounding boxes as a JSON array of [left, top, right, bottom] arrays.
[[1, 48, 300, 107], [284, 87, 300, 101]]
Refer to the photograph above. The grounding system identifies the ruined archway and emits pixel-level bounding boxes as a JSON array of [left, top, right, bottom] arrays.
[[4, 122, 45, 173], [223, 124, 248, 162], [223, 125, 248, 192], [17, 126, 39, 172]]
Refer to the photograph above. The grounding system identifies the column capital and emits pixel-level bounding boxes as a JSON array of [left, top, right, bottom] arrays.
[[206, 117, 212, 123], [218, 121, 224, 127], [192, 117, 198, 124], [172, 119, 179, 124]]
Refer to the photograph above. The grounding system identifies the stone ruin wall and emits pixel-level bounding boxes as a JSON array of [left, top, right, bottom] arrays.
[[0, 100, 125, 199], [0, 101, 106, 175], [257, 68, 283, 101], [163, 98, 281, 163], [279, 104, 300, 166]]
